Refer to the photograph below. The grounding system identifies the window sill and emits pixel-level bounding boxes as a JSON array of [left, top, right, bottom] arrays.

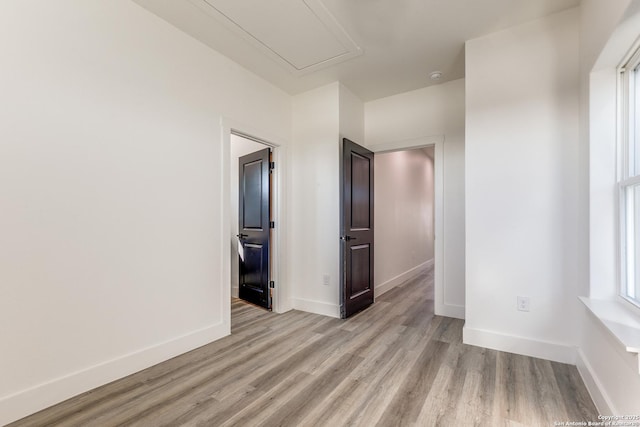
[[580, 296, 640, 374]]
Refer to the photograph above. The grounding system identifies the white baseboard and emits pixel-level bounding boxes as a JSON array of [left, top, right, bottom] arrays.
[[292, 298, 340, 318], [462, 326, 576, 364], [275, 298, 293, 314], [0, 322, 229, 426], [231, 285, 239, 298], [436, 303, 465, 319], [376, 259, 433, 297], [576, 348, 616, 415]]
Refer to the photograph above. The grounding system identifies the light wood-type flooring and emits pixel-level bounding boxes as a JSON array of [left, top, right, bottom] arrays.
[[10, 267, 598, 426]]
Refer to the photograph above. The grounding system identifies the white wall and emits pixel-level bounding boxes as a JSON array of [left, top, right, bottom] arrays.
[[339, 83, 365, 144], [0, 1, 291, 424], [229, 135, 268, 298], [577, 0, 640, 415], [464, 8, 581, 363], [288, 83, 365, 318], [290, 83, 341, 317], [375, 148, 434, 295], [365, 79, 466, 318]]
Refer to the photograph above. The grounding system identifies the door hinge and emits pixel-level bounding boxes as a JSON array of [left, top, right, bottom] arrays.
[[269, 281, 275, 288], [269, 221, 275, 229], [269, 161, 275, 170]]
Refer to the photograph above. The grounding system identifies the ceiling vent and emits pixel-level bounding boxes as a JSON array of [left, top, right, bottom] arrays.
[[189, 0, 362, 74]]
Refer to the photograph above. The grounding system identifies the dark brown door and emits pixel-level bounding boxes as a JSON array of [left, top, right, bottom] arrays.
[[238, 148, 271, 309], [340, 138, 374, 318]]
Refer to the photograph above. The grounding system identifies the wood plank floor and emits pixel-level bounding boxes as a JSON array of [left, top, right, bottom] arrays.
[[10, 267, 598, 427]]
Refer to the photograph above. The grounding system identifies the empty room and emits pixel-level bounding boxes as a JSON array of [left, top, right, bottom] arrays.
[[2, 0, 640, 426]]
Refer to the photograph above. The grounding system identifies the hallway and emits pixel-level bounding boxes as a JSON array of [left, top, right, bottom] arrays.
[[11, 267, 597, 426]]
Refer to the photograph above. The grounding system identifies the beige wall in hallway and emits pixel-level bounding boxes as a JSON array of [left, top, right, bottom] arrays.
[[374, 148, 435, 293]]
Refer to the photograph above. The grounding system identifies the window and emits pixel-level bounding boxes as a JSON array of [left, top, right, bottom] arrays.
[[619, 44, 640, 307]]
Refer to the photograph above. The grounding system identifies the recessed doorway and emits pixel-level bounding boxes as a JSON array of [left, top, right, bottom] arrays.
[[374, 146, 435, 297], [230, 133, 276, 311]]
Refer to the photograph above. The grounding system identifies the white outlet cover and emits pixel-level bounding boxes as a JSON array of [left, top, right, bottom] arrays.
[[517, 296, 530, 312]]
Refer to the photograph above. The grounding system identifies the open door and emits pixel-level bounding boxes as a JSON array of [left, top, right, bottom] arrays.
[[340, 138, 374, 318], [238, 147, 271, 309]]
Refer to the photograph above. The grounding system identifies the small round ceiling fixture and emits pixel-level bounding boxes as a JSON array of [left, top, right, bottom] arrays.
[[429, 71, 443, 81]]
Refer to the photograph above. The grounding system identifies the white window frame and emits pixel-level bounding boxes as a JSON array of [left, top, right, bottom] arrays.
[[618, 42, 640, 309]]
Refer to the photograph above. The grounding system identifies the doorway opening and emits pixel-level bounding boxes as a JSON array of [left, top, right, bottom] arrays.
[[339, 139, 436, 319], [373, 145, 436, 313], [229, 132, 279, 316]]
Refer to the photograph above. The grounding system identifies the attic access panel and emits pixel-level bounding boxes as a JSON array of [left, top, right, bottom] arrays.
[[191, 0, 362, 74]]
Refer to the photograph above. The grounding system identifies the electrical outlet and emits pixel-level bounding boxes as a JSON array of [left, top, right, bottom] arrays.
[[323, 275, 330, 286], [517, 296, 530, 312]]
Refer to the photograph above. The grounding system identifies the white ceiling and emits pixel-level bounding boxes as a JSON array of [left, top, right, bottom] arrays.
[[133, 0, 580, 101]]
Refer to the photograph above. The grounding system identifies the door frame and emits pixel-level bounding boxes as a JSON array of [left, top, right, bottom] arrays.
[[366, 135, 448, 318], [221, 118, 288, 333]]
